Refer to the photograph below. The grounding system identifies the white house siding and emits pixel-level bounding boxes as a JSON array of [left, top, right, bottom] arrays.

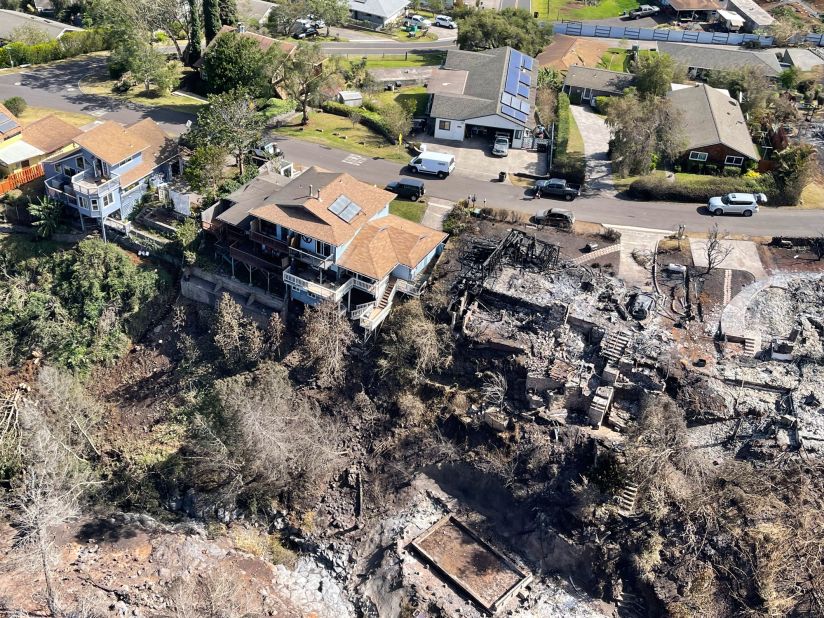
[[434, 119, 465, 141]]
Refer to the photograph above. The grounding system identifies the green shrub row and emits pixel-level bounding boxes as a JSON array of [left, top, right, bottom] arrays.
[[628, 175, 776, 203], [0, 29, 110, 69], [321, 100, 393, 141]]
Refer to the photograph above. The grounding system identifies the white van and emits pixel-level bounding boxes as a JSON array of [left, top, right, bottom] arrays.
[[408, 151, 456, 178]]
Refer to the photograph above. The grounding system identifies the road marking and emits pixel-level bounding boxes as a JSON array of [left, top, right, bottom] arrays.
[[89, 109, 107, 117], [343, 154, 366, 166]]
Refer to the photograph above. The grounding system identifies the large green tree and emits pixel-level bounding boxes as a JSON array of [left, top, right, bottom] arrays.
[[307, 0, 349, 36], [188, 0, 204, 65], [190, 89, 265, 175], [772, 144, 816, 205], [456, 8, 551, 58], [707, 65, 773, 115], [266, 0, 308, 36], [203, 0, 222, 42], [184, 144, 229, 194], [218, 0, 237, 24], [631, 52, 683, 98], [606, 88, 685, 177], [283, 43, 335, 125], [202, 30, 284, 95]]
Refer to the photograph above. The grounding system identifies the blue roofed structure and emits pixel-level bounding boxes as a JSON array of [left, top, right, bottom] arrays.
[[426, 47, 537, 149]]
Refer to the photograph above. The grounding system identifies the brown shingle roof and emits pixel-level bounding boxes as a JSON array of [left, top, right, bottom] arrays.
[[21, 115, 81, 154], [117, 119, 173, 187], [667, 84, 759, 161], [537, 35, 610, 71], [0, 103, 22, 140], [337, 214, 447, 280], [250, 168, 394, 246], [75, 120, 149, 165]]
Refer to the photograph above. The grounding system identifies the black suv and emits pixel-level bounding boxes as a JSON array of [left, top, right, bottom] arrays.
[[386, 178, 425, 200]]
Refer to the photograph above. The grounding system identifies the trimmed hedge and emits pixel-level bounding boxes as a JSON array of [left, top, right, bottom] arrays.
[[321, 100, 394, 142], [0, 29, 110, 69], [628, 175, 776, 203]]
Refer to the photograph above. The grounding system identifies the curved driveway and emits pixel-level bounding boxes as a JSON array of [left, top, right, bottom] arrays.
[[1, 56, 821, 236]]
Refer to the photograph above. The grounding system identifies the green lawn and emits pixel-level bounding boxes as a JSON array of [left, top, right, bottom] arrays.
[[389, 198, 426, 223], [598, 48, 658, 72], [534, 0, 639, 21], [567, 110, 585, 154], [79, 67, 205, 115], [340, 52, 444, 69], [276, 111, 409, 163], [375, 86, 429, 115]]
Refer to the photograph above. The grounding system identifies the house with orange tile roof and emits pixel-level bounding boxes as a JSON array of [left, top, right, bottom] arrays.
[[203, 167, 447, 334], [43, 118, 178, 229]]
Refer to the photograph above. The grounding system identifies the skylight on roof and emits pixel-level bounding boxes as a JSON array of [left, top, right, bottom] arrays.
[[328, 195, 362, 223], [0, 112, 19, 134]]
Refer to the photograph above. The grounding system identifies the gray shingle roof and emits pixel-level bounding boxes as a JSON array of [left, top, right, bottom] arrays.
[[657, 42, 781, 77], [667, 84, 758, 161], [429, 48, 536, 127], [782, 48, 824, 71], [0, 9, 82, 40], [217, 172, 295, 229], [562, 66, 635, 94], [237, 0, 274, 22], [348, 0, 408, 19]]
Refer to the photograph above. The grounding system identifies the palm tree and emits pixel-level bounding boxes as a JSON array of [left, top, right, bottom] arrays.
[[28, 196, 62, 239]]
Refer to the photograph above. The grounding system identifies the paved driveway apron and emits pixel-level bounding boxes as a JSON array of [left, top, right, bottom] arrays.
[[570, 105, 614, 195]]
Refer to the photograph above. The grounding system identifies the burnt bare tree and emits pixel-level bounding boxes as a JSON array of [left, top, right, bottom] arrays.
[[213, 293, 264, 367], [302, 300, 355, 388], [703, 224, 734, 275]]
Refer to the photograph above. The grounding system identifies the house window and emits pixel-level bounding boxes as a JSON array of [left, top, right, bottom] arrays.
[[103, 193, 113, 206], [514, 130, 523, 139], [689, 151, 708, 162], [724, 155, 744, 166], [438, 120, 451, 131], [90, 198, 99, 212], [75, 156, 85, 170]]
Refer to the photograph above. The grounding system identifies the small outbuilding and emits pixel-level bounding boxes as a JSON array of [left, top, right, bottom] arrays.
[[562, 66, 635, 105], [336, 91, 364, 107]]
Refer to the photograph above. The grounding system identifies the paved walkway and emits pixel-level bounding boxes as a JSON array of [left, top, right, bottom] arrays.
[[607, 224, 671, 291], [690, 238, 768, 281], [421, 198, 453, 231], [569, 105, 614, 195]]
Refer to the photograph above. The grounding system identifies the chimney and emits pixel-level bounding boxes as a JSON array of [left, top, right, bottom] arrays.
[[309, 184, 313, 198]]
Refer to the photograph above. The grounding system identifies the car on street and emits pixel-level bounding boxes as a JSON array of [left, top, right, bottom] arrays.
[[707, 192, 766, 216], [533, 207, 575, 229], [434, 15, 456, 28], [386, 178, 425, 200], [408, 151, 455, 178], [492, 134, 510, 157], [534, 178, 581, 200]]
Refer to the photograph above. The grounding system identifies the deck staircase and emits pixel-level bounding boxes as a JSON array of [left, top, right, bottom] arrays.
[[376, 276, 397, 311], [743, 333, 762, 357]]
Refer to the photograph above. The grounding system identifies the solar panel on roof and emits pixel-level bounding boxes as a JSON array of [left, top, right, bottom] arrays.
[[501, 92, 512, 106], [329, 195, 350, 216], [0, 112, 19, 134], [517, 99, 530, 113], [521, 56, 533, 71], [501, 105, 527, 123], [517, 83, 529, 98], [339, 202, 362, 223], [519, 71, 531, 86]]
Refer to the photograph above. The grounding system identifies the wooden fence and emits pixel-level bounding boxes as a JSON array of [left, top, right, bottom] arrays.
[[0, 164, 45, 194]]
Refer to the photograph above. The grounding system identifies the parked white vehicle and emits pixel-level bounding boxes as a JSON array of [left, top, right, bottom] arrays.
[[707, 192, 766, 217], [410, 14, 432, 27], [408, 151, 455, 178], [434, 14, 456, 28]]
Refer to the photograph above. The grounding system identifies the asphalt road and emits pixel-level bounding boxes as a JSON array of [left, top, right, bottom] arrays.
[[275, 136, 824, 236], [2, 56, 822, 236], [0, 57, 193, 136]]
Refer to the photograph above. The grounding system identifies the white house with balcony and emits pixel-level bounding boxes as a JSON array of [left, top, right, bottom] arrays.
[[43, 119, 177, 229], [202, 167, 447, 334]]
